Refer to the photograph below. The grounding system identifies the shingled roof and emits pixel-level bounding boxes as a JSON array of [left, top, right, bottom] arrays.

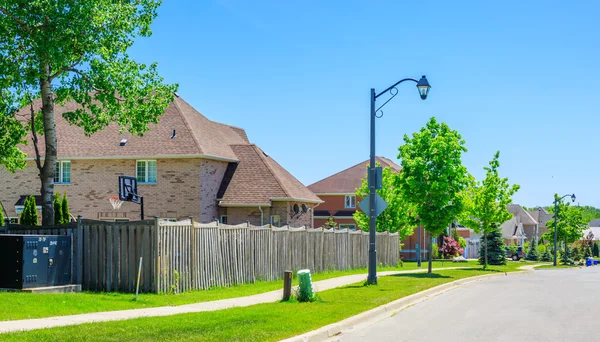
[[19, 96, 248, 161], [219, 145, 322, 206], [307, 157, 401, 194], [17, 96, 319, 207]]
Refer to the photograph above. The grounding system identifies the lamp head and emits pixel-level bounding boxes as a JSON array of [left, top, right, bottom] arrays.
[[571, 194, 576, 203], [417, 75, 431, 100]]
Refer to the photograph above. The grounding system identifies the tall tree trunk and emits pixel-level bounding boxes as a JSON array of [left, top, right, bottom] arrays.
[[39, 65, 56, 226], [484, 230, 488, 270], [428, 234, 433, 274]]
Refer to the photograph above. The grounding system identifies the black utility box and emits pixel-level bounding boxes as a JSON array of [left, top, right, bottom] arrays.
[[0, 235, 71, 289]]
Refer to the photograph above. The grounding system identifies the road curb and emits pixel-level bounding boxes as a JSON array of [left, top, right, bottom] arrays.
[[281, 268, 536, 342]]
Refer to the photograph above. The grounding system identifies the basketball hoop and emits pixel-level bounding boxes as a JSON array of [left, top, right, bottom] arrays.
[[109, 196, 124, 210]]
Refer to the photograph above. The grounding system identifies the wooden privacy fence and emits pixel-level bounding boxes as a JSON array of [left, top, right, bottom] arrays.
[[2, 219, 400, 294], [155, 221, 400, 294]]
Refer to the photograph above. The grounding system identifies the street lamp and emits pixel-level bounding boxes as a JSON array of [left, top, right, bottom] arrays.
[[367, 75, 431, 285], [553, 193, 576, 266]]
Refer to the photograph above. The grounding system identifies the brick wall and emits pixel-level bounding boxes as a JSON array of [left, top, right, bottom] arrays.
[[0, 158, 203, 221], [199, 159, 228, 223]]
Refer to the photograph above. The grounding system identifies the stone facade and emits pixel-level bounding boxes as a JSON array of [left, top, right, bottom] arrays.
[[0, 158, 204, 221]]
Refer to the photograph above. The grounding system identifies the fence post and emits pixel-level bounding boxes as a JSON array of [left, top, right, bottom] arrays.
[[189, 216, 195, 292], [282, 270, 293, 301], [153, 216, 160, 294], [76, 216, 83, 285]]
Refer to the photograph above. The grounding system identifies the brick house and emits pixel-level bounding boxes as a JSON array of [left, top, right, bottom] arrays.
[[501, 204, 538, 245], [0, 96, 321, 226], [308, 157, 427, 260]]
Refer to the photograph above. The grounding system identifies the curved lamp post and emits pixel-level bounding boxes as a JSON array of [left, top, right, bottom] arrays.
[[553, 193, 576, 266], [367, 75, 431, 285]]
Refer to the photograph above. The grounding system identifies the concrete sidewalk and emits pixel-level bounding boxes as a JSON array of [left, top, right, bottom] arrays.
[[0, 266, 468, 334]]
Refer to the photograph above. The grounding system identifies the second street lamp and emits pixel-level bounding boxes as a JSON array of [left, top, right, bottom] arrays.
[[553, 193, 576, 266], [366, 75, 431, 285]]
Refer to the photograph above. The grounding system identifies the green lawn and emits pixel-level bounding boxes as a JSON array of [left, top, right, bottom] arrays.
[[0, 261, 478, 321], [3, 266, 524, 342], [535, 264, 585, 269]]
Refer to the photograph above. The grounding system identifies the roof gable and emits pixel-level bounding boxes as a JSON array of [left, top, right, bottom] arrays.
[[219, 145, 321, 206], [307, 157, 401, 194]]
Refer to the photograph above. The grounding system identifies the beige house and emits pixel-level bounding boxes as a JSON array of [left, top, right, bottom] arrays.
[[502, 204, 539, 245], [0, 96, 321, 226]]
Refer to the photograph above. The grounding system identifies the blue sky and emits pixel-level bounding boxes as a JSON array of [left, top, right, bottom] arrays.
[[129, 0, 600, 207]]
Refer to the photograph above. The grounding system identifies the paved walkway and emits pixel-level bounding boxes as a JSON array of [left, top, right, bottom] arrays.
[[0, 266, 468, 333]]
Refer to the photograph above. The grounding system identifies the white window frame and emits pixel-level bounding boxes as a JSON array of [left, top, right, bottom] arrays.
[[136, 160, 157, 184], [270, 215, 281, 227], [220, 215, 228, 224], [54, 160, 71, 184], [339, 224, 357, 231], [344, 195, 356, 209]]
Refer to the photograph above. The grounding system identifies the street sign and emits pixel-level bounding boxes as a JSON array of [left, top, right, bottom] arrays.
[[358, 193, 388, 218]]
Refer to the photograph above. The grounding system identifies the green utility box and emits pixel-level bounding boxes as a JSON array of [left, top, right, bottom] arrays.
[[297, 269, 314, 301]]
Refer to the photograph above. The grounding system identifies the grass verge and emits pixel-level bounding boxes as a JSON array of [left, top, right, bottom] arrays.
[[0, 260, 478, 321], [2, 265, 524, 342], [535, 264, 585, 269]]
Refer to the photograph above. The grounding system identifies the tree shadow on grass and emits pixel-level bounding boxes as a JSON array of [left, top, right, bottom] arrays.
[[389, 273, 452, 279]]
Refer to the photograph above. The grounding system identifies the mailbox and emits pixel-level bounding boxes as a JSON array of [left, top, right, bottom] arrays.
[[0, 235, 71, 289]]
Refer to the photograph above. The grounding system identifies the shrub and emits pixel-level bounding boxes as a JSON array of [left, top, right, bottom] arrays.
[[431, 243, 440, 259], [457, 236, 467, 249], [508, 243, 518, 255], [536, 244, 546, 255], [594, 242, 599, 258], [20, 195, 38, 226], [541, 247, 553, 262], [0, 202, 3, 226], [54, 193, 62, 225], [323, 217, 337, 229], [439, 236, 464, 259], [61, 192, 70, 223]]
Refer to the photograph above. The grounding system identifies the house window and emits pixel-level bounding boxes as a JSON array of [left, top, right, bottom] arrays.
[[54, 161, 71, 184], [270, 215, 280, 227], [339, 224, 357, 231], [344, 195, 356, 209], [220, 215, 228, 224], [136, 160, 157, 184], [8, 217, 18, 224]]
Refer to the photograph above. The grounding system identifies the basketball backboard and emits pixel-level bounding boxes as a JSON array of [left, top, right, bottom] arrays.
[[119, 175, 141, 204]]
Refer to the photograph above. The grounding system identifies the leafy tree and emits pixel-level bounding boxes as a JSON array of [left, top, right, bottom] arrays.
[[0, 1, 178, 225], [61, 192, 70, 224], [543, 199, 586, 262], [53, 192, 62, 224], [20, 195, 38, 226], [462, 151, 519, 268], [478, 227, 506, 265], [354, 164, 415, 238], [439, 236, 463, 259], [508, 243, 518, 256], [397, 117, 471, 273]]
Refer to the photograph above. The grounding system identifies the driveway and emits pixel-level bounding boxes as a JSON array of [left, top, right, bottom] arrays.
[[336, 267, 599, 342]]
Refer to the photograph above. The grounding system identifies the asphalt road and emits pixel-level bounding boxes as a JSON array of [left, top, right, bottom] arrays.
[[336, 267, 600, 342]]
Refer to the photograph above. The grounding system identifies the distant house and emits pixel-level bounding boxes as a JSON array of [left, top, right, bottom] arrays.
[[308, 157, 427, 260], [589, 218, 600, 227], [501, 204, 539, 245], [0, 96, 321, 226]]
